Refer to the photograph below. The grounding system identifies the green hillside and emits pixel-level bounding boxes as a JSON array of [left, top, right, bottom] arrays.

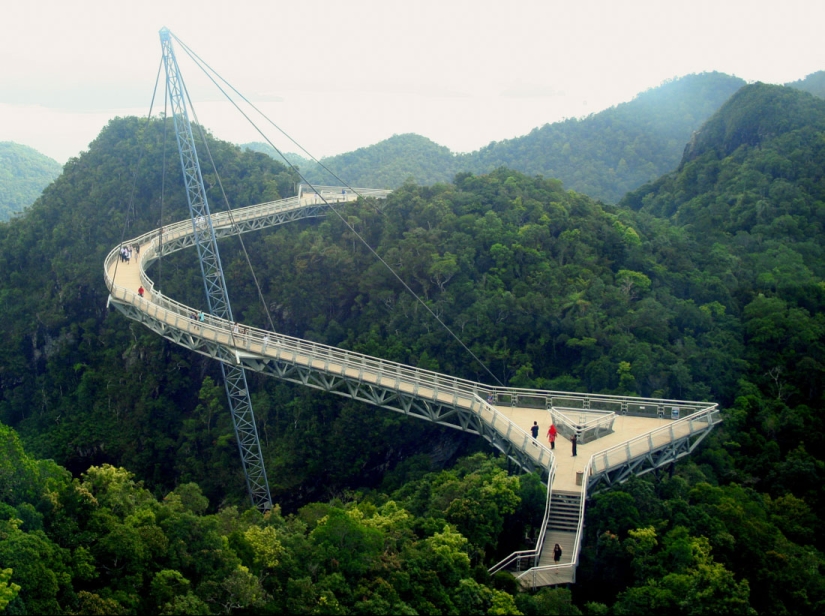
[[288, 72, 746, 202], [785, 70, 825, 99], [467, 72, 746, 202], [241, 141, 311, 170], [0, 142, 62, 220], [297, 133, 458, 188]]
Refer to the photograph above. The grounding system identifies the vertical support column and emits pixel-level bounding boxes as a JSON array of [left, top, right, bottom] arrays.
[[160, 28, 271, 511]]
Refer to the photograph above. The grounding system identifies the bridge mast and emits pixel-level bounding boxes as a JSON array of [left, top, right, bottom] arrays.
[[159, 28, 272, 511]]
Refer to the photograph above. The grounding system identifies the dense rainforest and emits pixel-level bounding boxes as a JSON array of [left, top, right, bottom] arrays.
[[0, 142, 62, 221], [1, 82, 825, 613]]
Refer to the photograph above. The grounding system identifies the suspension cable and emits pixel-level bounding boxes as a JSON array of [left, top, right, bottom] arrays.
[[172, 34, 504, 386], [172, 34, 356, 194], [182, 86, 277, 332], [111, 55, 164, 288], [158, 78, 169, 293]]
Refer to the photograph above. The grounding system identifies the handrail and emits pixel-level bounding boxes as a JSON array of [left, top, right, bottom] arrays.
[[106, 206, 558, 472], [109, 209, 716, 418], [105, 190, 716, 444], [488, 458, 556, 575], [550, 408, 615, 434], [589, 405, 719, 474]]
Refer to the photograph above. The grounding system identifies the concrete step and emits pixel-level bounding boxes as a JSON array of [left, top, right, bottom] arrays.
[[538, 530, 576, 566]]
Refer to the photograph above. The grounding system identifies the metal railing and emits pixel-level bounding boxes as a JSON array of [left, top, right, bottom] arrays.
[[516, 456, 589, 588], [488, 459, 556, 575], [589, 406, 719, 475], [550, 408, 616, 444], [106, 193, 558, 475]]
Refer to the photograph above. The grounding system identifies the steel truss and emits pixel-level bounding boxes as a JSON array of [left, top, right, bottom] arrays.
[[108, 297, 545, 476], [587, 421, 717, 492], [160, 28, 271, 510]]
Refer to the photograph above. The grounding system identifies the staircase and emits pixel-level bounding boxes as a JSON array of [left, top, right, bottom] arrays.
[[515, 490, 582, 587]]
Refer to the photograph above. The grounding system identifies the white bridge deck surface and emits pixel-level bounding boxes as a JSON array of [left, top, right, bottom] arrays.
[[492, 407, 682, 492]]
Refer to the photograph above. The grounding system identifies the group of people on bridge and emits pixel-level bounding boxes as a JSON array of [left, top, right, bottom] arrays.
[[531, 420, 576, 456], [119, 244, 139, 264]]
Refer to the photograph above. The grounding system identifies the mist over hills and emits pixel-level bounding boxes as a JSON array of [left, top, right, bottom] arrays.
[[245, 72, 748, 202], [785, 69, 825, 98], [0, 142, 62, 221], [246, 71, 825, 205]]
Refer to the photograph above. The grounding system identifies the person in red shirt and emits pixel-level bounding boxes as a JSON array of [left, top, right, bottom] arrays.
[[547, 424, 557, 450]]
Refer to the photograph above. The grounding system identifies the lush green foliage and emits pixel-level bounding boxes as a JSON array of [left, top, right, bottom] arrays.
[[0, 142, 62, 221], [0, 426, 533, 614], [466, 73, 746, 203], [2, 78, 825, 613]]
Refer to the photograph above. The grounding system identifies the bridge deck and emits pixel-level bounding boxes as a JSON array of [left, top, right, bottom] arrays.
[[492, 406, 679, 492]]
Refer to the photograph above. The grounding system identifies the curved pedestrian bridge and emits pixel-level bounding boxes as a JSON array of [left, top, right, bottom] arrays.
[[104, 187, 721, 587]]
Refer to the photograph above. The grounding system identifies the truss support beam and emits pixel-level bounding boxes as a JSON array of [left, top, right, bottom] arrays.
[[159, 28, 271, 511], [110, 296, 543, 476]]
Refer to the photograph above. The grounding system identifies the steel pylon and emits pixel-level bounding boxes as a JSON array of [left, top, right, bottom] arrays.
[[159, 27, 272, 510]]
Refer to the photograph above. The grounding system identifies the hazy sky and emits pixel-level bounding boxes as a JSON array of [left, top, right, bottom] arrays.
[[1, 0, 822, 163]]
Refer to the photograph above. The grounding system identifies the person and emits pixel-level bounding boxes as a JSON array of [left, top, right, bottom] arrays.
[[487, 393, 495, 405], [553, 543, 562, 563], [137, 286, 144, 298], [262, 334, 270, 352], [531, 421, 539, 442], [198, 311, 205, 323], [571, 433, 578, 457], [233, 322, 240, 335], [547, 424, 557, 450]]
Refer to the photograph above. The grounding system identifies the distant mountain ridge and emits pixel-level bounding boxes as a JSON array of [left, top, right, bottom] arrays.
[[244, 71, 825, 204], [245, 72, 747, 202], [785, 70, 825, 99], [0, 142, 62, 220], [623, 82, 825, 244]]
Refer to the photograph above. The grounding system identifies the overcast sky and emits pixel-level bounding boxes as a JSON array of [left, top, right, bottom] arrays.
[[1, 0, 822, 164]]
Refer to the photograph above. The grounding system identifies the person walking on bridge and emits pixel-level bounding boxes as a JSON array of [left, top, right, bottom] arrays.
[[553, 543, 562, 563], [571, 433, 578, 457], [531, 421, 539, 443], [547, 424, 557, 450]]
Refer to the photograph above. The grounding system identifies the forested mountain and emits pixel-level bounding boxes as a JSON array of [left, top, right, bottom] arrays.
[[465, 72, 746, 202], [0, 142, 62, 221], [241, 141, 311, 170], [2, 85, 825, 613], [294, 133, 458, 187], [785, 70, 825, 99], [290, 72, 746, 202]]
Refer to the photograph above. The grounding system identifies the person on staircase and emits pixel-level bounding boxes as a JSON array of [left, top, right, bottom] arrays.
[[554, 543, 562, 563]]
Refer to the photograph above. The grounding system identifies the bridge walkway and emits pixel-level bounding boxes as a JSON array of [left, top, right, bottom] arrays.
[[104, 188, 721, 588]]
